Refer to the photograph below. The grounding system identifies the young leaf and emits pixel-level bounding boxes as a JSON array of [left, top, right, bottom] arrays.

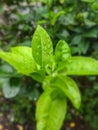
[[65, 56, 98, 75], [32, 25, 53, 68], [0, 47, 39, 75], [43, 76, 81, 109], [36, 90, 67, 130], [55, 40, 71, 63]]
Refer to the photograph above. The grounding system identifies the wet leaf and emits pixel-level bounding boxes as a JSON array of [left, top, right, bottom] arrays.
[[0, 47, 38, 75], [32, 25, 53, 68], [55, 40, 71, 63], [36, 90, 67, 130], [43, 76, 81, 109], [65, 56, 98, 75]]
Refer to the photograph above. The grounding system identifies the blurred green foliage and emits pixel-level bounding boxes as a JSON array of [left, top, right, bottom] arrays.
[[0, 0, 98, 129]]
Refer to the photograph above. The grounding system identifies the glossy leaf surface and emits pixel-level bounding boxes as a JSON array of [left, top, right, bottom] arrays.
[[32, 25, 53, 68], [43, 76, 81, 109], [55, 40, 71, 63], [65, 56, 98, 75], [36, 90, 67, 130], [0, 47, 38, 75]]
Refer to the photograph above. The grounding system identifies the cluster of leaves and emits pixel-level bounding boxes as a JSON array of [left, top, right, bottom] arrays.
[[1, 25, 98, 130], [0, 0, 98, 129]]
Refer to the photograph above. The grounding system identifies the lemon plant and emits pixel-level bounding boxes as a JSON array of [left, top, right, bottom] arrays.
[[0, 25, 98, 130]]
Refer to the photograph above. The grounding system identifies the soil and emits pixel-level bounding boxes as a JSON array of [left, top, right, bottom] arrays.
[[0, 113, 93, 130]]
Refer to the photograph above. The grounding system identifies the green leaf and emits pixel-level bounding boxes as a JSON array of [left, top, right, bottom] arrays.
[[43, 76, 81, 109], [36, 90, 67, 130], [0, 46, 39, 75], [71, 35, 82, 45], [32, 25, 53, 68], [55, 40, 71, 72], [65, 56, 98, 75], [55, 40, 71, 62], [51, 11, 65, 25], [91, 2, 98, 10], [83, 29, 98, 38], [31, 70, 45, 83], [84, 19, 95, 27], [2, 79, 20, 98], [59, 13, 76, 26], [81, 0, 95, 3]]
